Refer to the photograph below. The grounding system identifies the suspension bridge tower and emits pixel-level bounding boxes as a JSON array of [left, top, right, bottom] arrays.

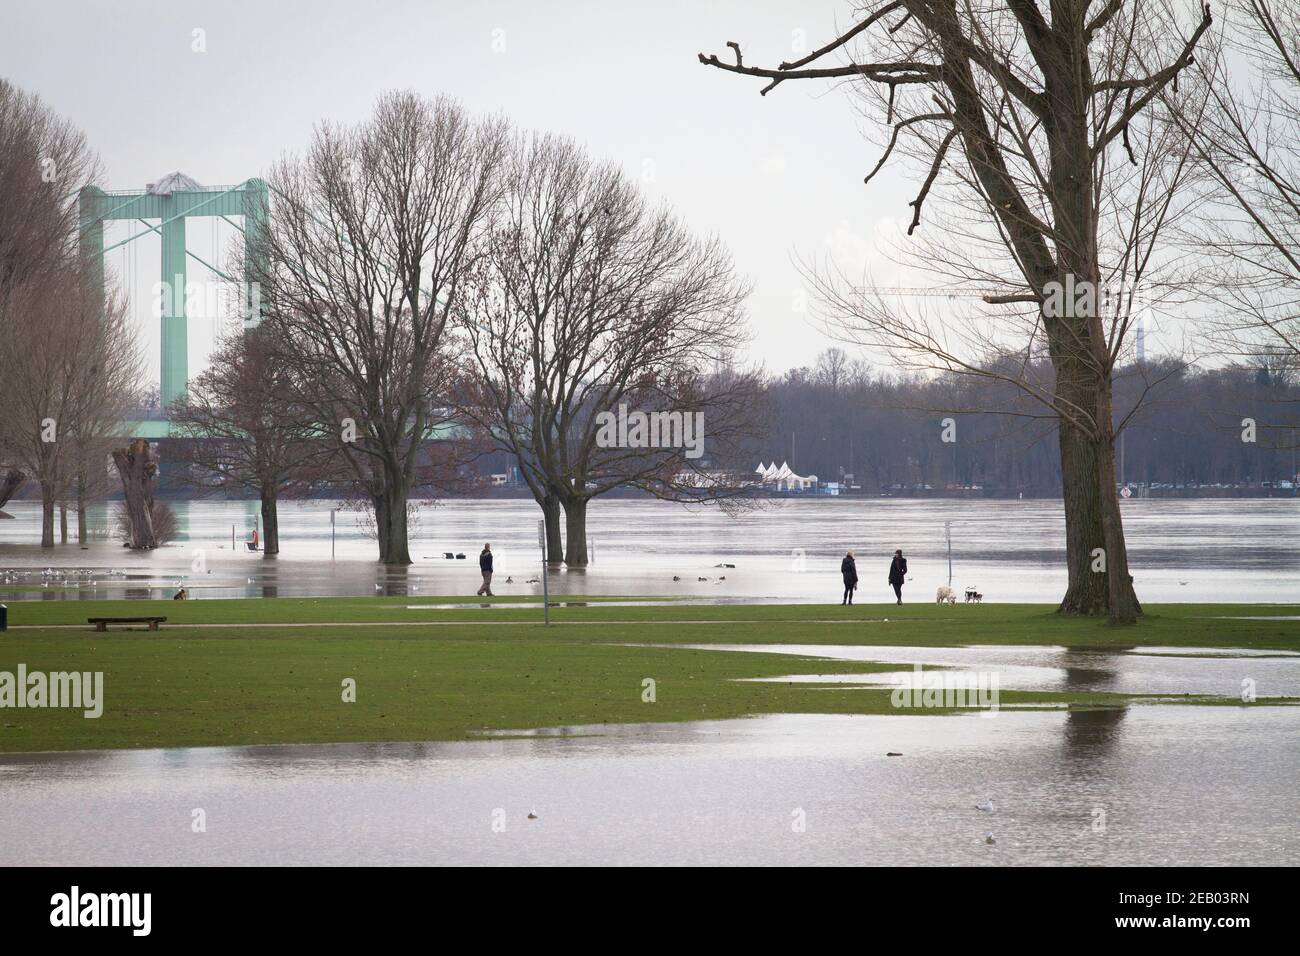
[[78, 173, 269, 411]]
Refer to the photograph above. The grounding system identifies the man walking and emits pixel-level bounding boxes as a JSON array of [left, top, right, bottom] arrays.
[[888, 549, 908, 605], [477, 543, 494, 596], [840, 551, 858, 605]]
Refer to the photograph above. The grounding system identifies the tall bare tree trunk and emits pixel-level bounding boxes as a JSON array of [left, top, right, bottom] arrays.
[[76, 473, 87, 543], [1093, 366, 1140, 624], [59, 502, 68, 543], [40, 482, 56, 548], [260, 487, 280, 556], [1056, 420, 1109, 615], [1044, 21, 1140, 624]]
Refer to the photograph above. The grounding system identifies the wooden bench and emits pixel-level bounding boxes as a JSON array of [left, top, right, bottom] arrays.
[[88, 616, 167, 632]]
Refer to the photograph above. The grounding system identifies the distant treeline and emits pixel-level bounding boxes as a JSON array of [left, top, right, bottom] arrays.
[[753, 350, 1300, 494]]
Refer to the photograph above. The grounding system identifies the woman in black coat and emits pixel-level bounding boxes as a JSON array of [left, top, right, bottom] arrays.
[[888, 549, 908, 604], [840, 551, 858, 605]]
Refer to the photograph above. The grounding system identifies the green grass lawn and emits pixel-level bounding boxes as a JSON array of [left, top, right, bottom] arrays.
[[0, 598, 1296, 753]]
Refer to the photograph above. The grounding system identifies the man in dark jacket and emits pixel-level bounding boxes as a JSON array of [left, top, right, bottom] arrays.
[[477, 543, 494, 596], [888, 549, 907, 604], [840, 551, 858, 605]]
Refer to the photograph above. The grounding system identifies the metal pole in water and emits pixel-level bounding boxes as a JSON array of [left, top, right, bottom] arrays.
[[330, 508, 336, 559]]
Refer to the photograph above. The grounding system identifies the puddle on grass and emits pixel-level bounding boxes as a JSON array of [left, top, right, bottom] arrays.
[[1, 707, 1297, 866], [651, 643, 1300, 698]]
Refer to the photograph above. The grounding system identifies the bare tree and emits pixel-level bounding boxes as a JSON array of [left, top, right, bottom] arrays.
[[1183, 1, 1298, 385], [456, 133, 757, 567], [256, 91, 507, 564], [0, 78, 100, 515], [701, 0, 1216, 622], [168, 325, 331, 555], [0, 263, 138, 546]]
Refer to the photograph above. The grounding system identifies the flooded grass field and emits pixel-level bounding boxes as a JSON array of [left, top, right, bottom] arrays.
[[2, 498, 1297, 866]]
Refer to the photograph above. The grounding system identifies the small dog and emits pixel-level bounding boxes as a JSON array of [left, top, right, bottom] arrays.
[[964, 587, 983, 604], [936, 585, 956, 604]]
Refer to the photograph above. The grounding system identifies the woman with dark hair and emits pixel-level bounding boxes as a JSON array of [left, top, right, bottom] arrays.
[[840, 551, 858, 605], [888, 549, 908, 605]]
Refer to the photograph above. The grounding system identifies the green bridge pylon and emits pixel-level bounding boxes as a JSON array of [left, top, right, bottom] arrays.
[[79, 175, 269, 409]]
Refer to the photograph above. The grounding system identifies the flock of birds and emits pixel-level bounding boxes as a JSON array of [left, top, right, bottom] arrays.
[[0, 567, 134, 588]]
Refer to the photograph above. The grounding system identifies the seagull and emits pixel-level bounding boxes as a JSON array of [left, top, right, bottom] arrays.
[[975, 799, 994, 812], [985, 833, 996, 845]]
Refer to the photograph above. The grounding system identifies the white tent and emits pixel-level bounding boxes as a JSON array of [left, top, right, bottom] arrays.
[[753, 460, 818, 491]]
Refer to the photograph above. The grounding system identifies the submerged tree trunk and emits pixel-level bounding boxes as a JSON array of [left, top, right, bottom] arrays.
[[59, 502, 68, 543], [260, 487, 280, 556], [111, 439, 158, 550], [562, 495, 589, 567], [373, 475, 412, 565]]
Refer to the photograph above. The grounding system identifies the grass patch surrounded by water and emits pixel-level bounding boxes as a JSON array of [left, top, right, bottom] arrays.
[[0, 599, 1295, 752]]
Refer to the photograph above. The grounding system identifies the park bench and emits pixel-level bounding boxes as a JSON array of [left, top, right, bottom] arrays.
[[87, 616, 167, 632]]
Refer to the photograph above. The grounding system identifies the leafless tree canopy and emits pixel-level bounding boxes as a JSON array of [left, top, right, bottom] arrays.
[[1183, 0, 1300, 378], [257, 91, 506, 564], [455, 132, 758, 565]]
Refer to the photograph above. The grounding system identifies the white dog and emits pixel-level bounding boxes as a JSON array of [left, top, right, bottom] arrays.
[[936, 585, 957, 604]]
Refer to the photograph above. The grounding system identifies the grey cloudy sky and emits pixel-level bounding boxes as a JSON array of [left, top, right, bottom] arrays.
[[3, 0, 920, 386]]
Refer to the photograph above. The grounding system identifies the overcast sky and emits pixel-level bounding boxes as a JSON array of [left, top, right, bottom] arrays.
[[2, 0, 928, 387]]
